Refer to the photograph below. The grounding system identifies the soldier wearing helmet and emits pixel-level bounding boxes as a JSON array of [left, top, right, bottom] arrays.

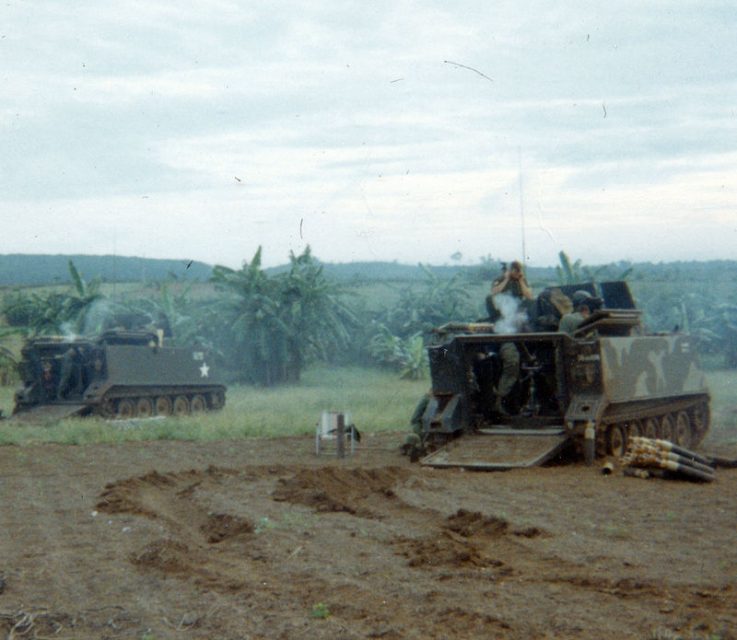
[[559, 290, 600, 335], [484, 260, 533, 417], [490, 260, 533, 300]]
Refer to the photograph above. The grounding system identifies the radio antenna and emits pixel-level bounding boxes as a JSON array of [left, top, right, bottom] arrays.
[[112, 230, 117, 298], [518, 147, 526, 265]]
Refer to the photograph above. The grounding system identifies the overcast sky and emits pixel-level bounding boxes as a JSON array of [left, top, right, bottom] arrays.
[[2, 1, 736, 269]]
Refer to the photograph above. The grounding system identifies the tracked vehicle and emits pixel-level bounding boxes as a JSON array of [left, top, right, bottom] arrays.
[[11, 329, 226, 422], [418, 281, 710, 470]]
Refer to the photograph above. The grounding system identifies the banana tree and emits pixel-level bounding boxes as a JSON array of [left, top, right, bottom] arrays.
[[211, 247, 289, 385], [63, 260, 105, 334], [555, 251, 633, 285], [278, 247, 357, 380]]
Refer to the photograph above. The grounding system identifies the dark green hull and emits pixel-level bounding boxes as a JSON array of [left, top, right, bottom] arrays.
[[12, 330, 226, 421]]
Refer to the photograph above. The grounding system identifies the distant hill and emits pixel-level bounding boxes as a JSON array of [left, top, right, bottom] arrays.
[[264, 260, 488, 281], [0, 254, 213, 287], [0, 254, 533, 287], [2, 253, 736, 290]]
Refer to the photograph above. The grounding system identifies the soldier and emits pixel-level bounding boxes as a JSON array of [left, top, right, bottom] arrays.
[[493, 342, 521, 417], [486, 260, 532, 417], [485, 260, 533, 322], [57, 346, 83, 399], [402, 391, 430, 458], [491, 260, 533, 300], [41, 360, 57, 400], [82, 349, 105, 388], [559, 290, 600, 335]]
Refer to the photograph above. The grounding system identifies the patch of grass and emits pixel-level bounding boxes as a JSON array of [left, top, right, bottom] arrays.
[[603, 524, 631, 540], [310, 603, 330, 619], [0, 385, 14, 421], [279, 509, 318, 531], [2, 366, 734, 448], [647, 631, 724, 640], [0, 365, 427, 446], [254, 516, 278, 534], [647, 630, 680, 640], [704, 370, 737, 444]]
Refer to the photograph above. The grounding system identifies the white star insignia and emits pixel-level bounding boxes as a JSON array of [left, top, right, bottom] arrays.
[[199, 362, 210, 378]]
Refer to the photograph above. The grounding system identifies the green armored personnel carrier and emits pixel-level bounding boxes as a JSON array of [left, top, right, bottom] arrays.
[[12, 329, 226, 422], [417, 281, 710, 470]]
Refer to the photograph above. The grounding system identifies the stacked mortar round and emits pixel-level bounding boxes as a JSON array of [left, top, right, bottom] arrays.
[[622, 436, 715, 482]]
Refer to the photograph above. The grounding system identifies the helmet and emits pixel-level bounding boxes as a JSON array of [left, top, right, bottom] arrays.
[[571, 290, 603, 311], [571, 290, 594, 309]]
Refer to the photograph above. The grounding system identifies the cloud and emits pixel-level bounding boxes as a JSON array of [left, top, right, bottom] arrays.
[[1, 0, 736, 268]]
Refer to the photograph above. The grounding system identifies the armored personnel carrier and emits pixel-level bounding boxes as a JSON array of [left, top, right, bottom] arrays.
[[417, 281, 710, 470], [11, 329, 226, 422]]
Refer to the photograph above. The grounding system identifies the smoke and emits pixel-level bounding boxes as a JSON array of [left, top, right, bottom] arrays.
[[55, 299, 129, 338], [81, 298, 120, 335], [59, 321, 78, 340], [493, 293, 529, 335]]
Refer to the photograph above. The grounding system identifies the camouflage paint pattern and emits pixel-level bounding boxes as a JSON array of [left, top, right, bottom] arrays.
[[599, 335, 707, 403]]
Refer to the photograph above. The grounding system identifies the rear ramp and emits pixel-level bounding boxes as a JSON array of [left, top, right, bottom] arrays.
[[8, 403, 88, 425], [421, 428, 571, 470]]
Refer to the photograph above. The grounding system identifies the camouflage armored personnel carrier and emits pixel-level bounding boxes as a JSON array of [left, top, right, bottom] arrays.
[[11, 329, 226, 422], [417, 281, 710, 470]]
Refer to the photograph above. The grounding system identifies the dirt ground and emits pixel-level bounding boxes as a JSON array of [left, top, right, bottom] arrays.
[[1, 432, 736, 640]]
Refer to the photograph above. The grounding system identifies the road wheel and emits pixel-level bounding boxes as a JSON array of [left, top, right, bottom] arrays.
[[691, 401, 710, 444], [117, 398, 136, 419], [595, 428, 608, 458], [100, 398, 116, 418], [155, 396, 173, 416], [673, 411, 692, 448], [660, 413, 675, 442], [606, 424, 628, 457], [643, 417, 659, 440], [173, 395, 190, 416], [210, 390, 225, 410], [136, 397, 154, 418], [190, 394, 206, 413], [626, 419, 642, 441]]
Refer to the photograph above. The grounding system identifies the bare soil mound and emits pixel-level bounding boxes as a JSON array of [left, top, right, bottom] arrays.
[[272, 466, 411, 515]]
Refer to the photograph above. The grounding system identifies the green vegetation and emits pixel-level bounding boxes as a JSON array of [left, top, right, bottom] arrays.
[[555, 250, 633, 285], [361, 266, 479, 378], [2, 260, 105, 335], [0, 368, 733, 447], [1, 250, 737, 444], [602, 524, 630, 540], [647, 630, 725, 640], [704, 371, 737, 443], [3, 254, 737, 380], [0, 254, 212, 286], [210, 246, 356, 385], [0, 366, 428, 445], [254, 516, 278, 534], [310, 603, 331, 619]]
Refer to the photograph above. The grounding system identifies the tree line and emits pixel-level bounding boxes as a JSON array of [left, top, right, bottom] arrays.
[[1, 251, 736, 386], [0, 254, 212, 286]]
